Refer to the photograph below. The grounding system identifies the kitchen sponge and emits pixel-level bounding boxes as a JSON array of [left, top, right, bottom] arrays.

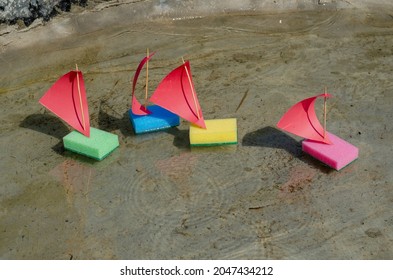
[[302, 132, 358, 170], [129, 105, 180, 134], [63, 127, 119, 160], [189, 118, 237, 146]]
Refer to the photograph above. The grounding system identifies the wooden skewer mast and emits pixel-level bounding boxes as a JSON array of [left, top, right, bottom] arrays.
[[75, 64, 86, 131], [182, 57, 200, 120], [145, 48, 149, 109], [323, 86, 327, 139]]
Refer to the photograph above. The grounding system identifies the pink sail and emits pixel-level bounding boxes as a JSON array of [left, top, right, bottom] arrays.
[[131, 52, 155, 115], [149, 61, 206, 129], [39, 70, 90, 137], [277, 93, 332, 144]]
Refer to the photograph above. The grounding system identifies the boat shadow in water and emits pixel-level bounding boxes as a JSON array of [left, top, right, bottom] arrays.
[[20, 113, 69, 154], [165, 127, 190, 150], [97, 101, 134, 137], [20, 113, 70, 139], [242, 126, 333, 172]]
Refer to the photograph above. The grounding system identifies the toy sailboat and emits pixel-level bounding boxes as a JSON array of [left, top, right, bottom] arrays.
[[128, 50, 180, 134], [277, 89, 358, 170], [39, 65, 119, 160], [149, 58, 237, 146]]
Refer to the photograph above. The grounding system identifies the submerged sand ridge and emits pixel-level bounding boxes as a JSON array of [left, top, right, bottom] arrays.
[[0, 3, 393, 259]]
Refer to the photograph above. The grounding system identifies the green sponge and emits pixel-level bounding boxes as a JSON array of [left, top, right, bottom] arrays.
[[63, 127, 119, 160]]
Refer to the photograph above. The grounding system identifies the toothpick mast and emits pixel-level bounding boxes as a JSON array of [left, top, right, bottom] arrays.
[[182, 57, 200, 120], [75, 64, 86, 132], [144, 48, 149, 109], [323, 86, 327, 139]]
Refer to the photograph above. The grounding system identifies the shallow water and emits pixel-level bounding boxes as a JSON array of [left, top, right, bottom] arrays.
[[1, 6, 393, 259]]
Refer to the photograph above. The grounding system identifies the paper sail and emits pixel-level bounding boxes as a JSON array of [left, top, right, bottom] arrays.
[[277, 93, 332, 144], [149, 61, 206, 129], [39, 70, 90, 137], [131, 52, 155, 115]]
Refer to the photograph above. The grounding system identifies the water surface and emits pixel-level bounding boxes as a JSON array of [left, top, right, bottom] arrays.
[[1, 7, 392, 259]]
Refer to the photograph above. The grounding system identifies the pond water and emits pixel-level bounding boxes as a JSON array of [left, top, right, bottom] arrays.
[[0, 4, 392, 259]]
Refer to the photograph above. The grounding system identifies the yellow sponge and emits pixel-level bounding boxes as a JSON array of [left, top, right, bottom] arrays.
[[189, 118, 237, 146]]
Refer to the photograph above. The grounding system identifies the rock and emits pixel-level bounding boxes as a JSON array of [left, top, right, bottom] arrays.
[[0, 0, 59, 24], [365, 228, 382, 238], [0, 0, 87, 26]]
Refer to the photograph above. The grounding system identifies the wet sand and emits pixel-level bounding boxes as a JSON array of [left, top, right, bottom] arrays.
[[0, 1, 392, 259]]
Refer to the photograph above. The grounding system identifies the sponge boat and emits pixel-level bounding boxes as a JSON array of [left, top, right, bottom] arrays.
[[39, 65, 119, 160], [148, 57, 238, 146], [128, 50, 180, 134], [276, 89, 358, 170]]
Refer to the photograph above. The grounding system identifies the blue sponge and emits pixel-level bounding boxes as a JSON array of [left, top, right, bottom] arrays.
[[129, 105, 180, 134]]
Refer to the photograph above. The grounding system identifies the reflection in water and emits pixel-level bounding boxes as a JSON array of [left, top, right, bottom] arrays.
[[50, 159, 93, 206], [50, 160, 93, 259]]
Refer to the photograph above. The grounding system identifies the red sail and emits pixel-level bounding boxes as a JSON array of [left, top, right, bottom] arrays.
[[131, 52, 155, 115], [277, 93, 332, 144], [39, 71, 90, 137], [149, 61, 206, 129]]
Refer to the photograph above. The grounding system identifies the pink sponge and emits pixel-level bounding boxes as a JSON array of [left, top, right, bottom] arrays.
[[302, 132, 358, 170]]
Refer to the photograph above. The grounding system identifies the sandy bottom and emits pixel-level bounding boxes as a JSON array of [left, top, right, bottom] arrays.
[[0, 5, 392, 259]]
